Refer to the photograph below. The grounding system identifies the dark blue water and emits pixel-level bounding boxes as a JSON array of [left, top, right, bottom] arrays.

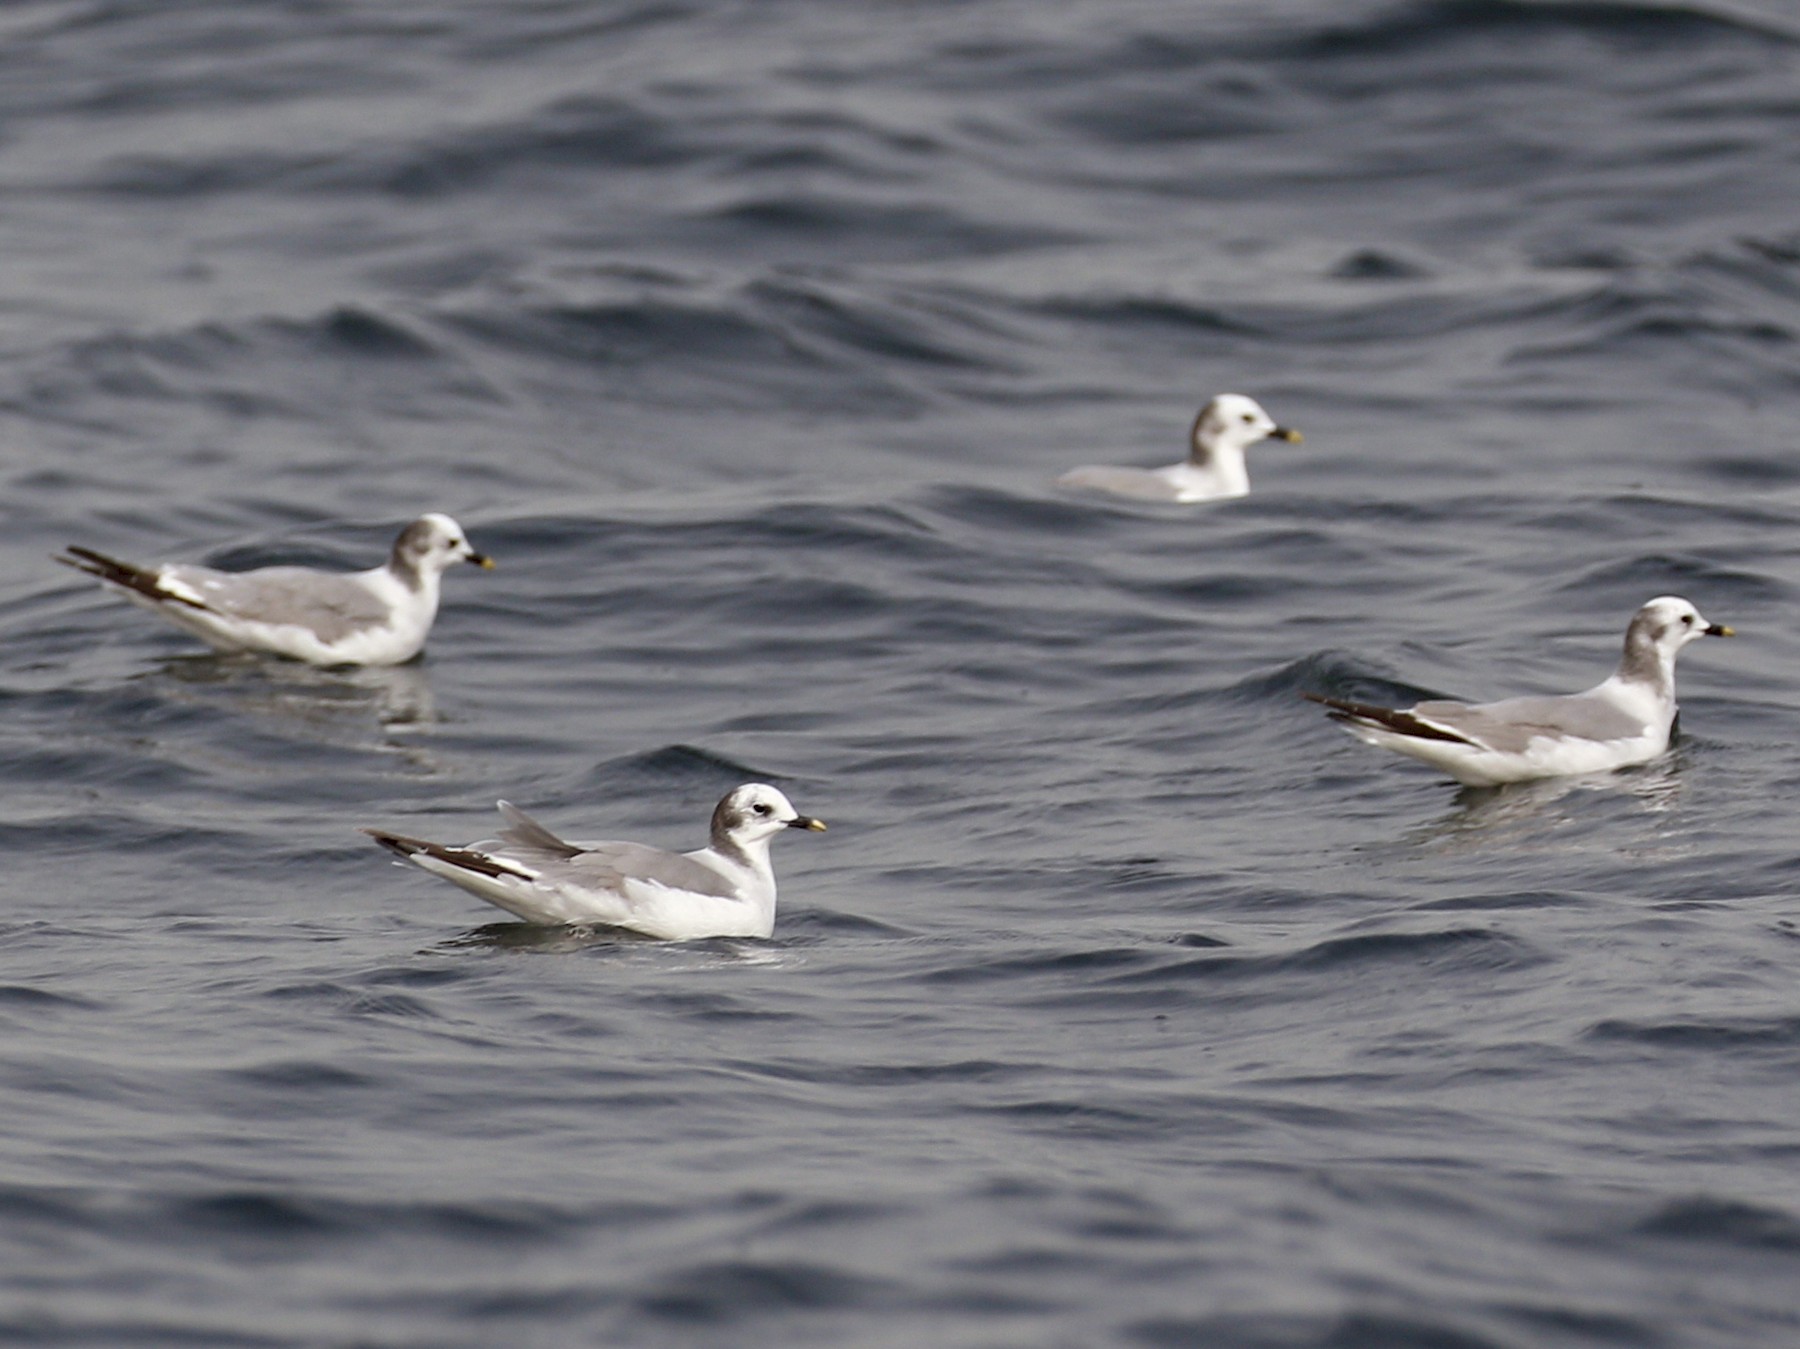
[[3, 0, 1800, 1343]]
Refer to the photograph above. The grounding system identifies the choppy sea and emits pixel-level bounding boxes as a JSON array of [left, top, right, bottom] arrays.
[[3, 0, 1799, 1344]]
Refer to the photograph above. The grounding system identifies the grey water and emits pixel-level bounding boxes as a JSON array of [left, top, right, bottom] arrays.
[[2, 0, 1799, 1344]]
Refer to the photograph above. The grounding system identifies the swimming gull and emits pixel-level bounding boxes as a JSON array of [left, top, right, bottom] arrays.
[[1057, 393, 1302, 502], [56, 513, 492, 666], [1305, 595, 1733, 787], [363, 783, 827, 939]]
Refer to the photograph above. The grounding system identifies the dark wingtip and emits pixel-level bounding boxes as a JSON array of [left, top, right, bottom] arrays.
[[361, 827, 425, 859], [1301, 691, 1379, 728], [1305, 693, 1478, 746], [1300, 691, 1367, 720], [55, 546, 116, 578], [54, 545, 209, 611], [363, 828, 532, 881]]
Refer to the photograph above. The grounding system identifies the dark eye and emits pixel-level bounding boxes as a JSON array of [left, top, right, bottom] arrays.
[[1681, 614, 1694, 626], [1241, 413, 1256, 423], [752, 802, 771, 816]]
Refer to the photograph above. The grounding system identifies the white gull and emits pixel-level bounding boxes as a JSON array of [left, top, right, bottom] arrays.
[[363, 783, 827, 939], [1306, 596, 1733, 787], [56, 513, 492, 666], [1057, 393, 1302, 503]]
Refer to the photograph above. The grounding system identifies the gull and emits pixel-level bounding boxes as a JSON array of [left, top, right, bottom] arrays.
[[1305, 596, 1733, 787], [362, 783, 827, 939], [1056, 393, 1302, 502], [55, 513, 492, 666]]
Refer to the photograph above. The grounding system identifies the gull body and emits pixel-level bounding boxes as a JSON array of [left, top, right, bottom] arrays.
[[1057, 394, 1302, 503], [56, 513, 492, 666], [363, 784, 827, 940], [1306, 596, 1733, 787]]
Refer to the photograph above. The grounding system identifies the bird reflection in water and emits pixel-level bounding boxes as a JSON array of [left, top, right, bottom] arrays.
[[433, 923, 794, 966], [152, 652, 440, 751], [1402, 753, 1687, 857]]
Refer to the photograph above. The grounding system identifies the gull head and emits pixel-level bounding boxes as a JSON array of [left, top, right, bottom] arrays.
[[1621, 595, 1733, 680], [1634, 595, 1733, 649], [395, 513, 494, 577], [1191, 393, 1302, 462], [713, 783, 827, 849]]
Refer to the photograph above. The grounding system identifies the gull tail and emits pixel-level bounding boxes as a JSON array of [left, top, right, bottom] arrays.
[[1301, 692, 1479, 746], [55, 546, 208, 611]]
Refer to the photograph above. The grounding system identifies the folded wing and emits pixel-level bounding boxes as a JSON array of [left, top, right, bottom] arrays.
[[162, 565, 391, 644], [1306, 692, 1647, 754], [495, 802, 738, 901]]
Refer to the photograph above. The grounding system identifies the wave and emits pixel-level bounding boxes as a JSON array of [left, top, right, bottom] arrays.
[[1633, 1194, 1800, 1250], [1587, 1014, 1800, 1050], [1294, 0, 1800, 60]]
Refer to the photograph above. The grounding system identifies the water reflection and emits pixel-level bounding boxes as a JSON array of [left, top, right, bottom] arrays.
[[437, 921, 656, 955], [1403, 754, 1686, 856], [434, 922, 792, 965], [150, 653, 441, 750]]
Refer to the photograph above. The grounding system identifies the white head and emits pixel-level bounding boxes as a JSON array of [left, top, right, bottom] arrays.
[[710, 783, 827, 855], [1190, 393, 1302, 464], [1618, 595, 1733, 682], [390, 513, 493, 587]]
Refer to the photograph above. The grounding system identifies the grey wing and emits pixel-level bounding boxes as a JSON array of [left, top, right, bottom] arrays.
[[494, 803, 737, 898], [548, 841, 739, 899], [1414, 694, 1646, 752], [496, 802, 582, 859], [1056, 465, 1176, 500], [168, 565, 391, 642]]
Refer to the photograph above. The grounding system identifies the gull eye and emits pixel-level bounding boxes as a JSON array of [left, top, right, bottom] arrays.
[[1681, 614, 1694, 626], [1241, 412, 1256, 423], [752, 802, 772, 816]]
